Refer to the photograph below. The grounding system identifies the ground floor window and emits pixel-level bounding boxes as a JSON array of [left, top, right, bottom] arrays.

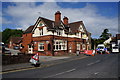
[[82, 44, 86, 50], [38, 43, 44, 51], [77, 44, 80, 50], [54, 40, 67, 51], [28, 44, 33, 53]]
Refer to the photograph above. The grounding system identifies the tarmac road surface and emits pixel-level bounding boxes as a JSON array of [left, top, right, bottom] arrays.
[[2, 53, 119, 79]]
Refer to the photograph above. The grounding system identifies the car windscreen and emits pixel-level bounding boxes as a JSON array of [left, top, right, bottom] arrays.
[[97, 46, 104, 49], [113, 47, 118, 49]]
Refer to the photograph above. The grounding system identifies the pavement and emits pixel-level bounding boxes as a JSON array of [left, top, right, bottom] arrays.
[[2, 54, 88, 72]]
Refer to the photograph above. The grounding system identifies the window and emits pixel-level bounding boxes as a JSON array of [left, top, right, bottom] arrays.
[[79, 25, 83, 31], [39, 23, 44, 26], [38, 43, 44, 51], [82, 44, 86, 50], [29, 45, 32, 48], [57, 30, 62, 36], [40, 29, 43, 36], [54, 40, 67, 51], [76, 33, 79, 36], [77, 44, 80, 50]]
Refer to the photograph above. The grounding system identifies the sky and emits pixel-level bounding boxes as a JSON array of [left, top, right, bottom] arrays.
[[1, 2, 118, 38]]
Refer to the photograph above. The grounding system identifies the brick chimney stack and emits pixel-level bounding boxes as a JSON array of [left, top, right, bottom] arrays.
[[63, 16, 68, 25], [55, 11, 61, 23]]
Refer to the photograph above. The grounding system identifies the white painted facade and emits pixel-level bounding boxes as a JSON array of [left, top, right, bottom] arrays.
[[32, 20, 88, 40]]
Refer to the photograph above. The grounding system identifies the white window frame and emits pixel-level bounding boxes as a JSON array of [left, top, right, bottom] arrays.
[[77, 44, 80, 50], [54, 40, 67, 51], [76, 33, 79, 36], [57, 30, 62, 36], [38, 43, 44, 51], [39, 29, 43, 36], [82, 44, 86, 50]]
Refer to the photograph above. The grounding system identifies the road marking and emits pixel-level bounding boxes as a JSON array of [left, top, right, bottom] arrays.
[[87, 60, 101, 66], [87, 62, 94, 66], [1, 67, 41, 74], [1, 56, 88, 74], [47, 68, 76, 78], [94, 72, 99, 75], [95, 60, 100, 63]]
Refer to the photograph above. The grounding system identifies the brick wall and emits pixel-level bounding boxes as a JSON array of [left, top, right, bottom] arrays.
[[21, 33, 32, 53], [22, 34, 88, 56]]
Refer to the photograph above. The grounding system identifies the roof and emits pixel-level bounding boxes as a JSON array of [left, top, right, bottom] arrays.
[[116, 34, 120, 40], [40, 17, 54, 29], [24, 25, 34, 33], [10, 37, 22, 44], [111, 37, 116, 42], [69, 21, 86, 34], [24, 17, 88, 35]]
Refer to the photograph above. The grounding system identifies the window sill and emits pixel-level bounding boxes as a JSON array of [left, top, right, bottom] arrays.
[[38, 50, 44, 52]]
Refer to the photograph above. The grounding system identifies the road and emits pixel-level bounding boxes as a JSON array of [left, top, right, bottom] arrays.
[[2, 53, 119, 79]]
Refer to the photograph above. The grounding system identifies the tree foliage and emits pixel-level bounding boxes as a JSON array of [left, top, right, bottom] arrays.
[[100, 29, 111, 40], [2, 28, 23, 44], [91, 29, 112, 49]]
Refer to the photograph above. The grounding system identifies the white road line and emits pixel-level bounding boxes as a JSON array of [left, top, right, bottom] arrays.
[[94, 72, 99, 75], [47, 68, 76, 78], [87, 63, 94, 66], [87, 60, 101, 66], [95, 60, 100, 63]]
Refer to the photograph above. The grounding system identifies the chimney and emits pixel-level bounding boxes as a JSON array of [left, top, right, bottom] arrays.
[[55, 11, 61, 23], [63, 16, 68, 25]]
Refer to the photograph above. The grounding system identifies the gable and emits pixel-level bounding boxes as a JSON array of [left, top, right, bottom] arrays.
[[37, 20, 45, 28], [37, 21, 45, 27], [32, 17, 54, 33], [69, 21, 81, 34], [79, 24, 84, 32]]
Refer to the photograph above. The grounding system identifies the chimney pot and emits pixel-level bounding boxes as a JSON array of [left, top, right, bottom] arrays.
[[63, 16, 68, 25]]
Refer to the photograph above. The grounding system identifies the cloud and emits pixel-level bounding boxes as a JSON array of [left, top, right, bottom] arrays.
[[2, 18, 12, 24], [2, 2, 118, 38]]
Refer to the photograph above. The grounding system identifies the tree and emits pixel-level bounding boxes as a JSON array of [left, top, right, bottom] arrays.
[[100, 29, 111, 40], [2, 28, 23, 44], [92, 29, 112, 48]]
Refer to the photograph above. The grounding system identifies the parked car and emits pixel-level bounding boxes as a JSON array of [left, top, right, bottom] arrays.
[[112, 46, 119, 53], [96, 44, 107, 54], [14, 46, 20, 50], [0, 42, 5, 53]]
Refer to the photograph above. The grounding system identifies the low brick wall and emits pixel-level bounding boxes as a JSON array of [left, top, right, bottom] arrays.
[[2, 53, 34, 65]]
